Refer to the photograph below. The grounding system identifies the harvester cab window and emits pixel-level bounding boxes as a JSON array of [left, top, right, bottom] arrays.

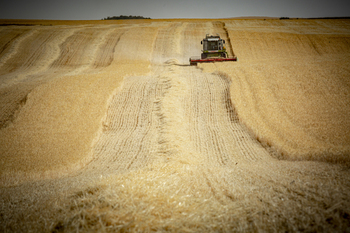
[[208, 41, 218, 50]]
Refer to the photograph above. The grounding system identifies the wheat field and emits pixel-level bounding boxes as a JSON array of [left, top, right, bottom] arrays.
[[0, 19, 349, 232]]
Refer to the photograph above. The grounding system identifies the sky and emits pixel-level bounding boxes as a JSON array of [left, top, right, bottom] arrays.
[[1, 0, 350, 20]]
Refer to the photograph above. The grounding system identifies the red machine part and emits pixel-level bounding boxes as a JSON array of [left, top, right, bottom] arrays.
[[189, 56, 237, 66]]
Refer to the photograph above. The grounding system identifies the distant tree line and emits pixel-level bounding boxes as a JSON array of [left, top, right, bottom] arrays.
[[102, 15, 151, 20]]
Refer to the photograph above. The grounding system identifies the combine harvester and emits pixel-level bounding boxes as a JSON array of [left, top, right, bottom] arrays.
[[189, 34, 237, 66]]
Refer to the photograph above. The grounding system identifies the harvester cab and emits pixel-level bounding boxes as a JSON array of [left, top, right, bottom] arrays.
[[190, 34, 237, 65], [201, 34, 227, 59]]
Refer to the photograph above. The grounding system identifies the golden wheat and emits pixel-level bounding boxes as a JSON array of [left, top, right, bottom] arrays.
[[0, 19, 349, 232]]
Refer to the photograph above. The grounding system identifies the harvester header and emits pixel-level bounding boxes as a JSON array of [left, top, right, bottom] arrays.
[[189, 34, 237, 65]]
